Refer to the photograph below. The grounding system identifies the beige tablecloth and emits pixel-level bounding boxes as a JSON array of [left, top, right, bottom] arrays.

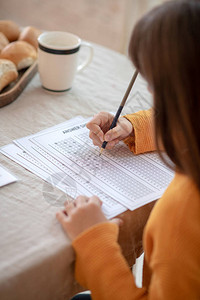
[[0, 42, 152, 300]]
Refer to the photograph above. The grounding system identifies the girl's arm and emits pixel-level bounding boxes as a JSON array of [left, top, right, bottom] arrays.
[[123, 109, 156, 154], [72, 222, 148, 300], [56, 196, 148, 300]]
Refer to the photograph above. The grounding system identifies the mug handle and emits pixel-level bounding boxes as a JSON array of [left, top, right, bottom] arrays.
[[77, 41, 94, 73]]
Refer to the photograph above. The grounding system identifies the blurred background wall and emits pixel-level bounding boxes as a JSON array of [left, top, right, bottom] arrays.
[[0, 0, 167, 54]]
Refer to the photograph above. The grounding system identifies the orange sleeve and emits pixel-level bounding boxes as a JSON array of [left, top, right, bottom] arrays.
[[72, 223, 148, 300], [72, 178, 200, 300], [123, 109, 156, 154]]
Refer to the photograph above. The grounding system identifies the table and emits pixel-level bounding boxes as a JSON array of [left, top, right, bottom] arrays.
[[0, 42, 155, 300]]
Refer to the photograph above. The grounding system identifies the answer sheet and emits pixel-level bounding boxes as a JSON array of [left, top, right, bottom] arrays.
[[1, 143, 126, 218], [1, 116, 174, 217], [31, 121, 174, 210], [1, 117, 127, 218]]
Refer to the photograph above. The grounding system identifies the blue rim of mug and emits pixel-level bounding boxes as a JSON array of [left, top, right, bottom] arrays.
[[38, 43, 80, 55]]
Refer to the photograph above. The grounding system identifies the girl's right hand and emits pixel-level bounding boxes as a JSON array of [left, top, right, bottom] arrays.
[[86, 112, 134, 150]]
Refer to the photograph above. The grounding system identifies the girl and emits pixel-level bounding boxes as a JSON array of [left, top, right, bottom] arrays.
[[56, 1, 200, 299]]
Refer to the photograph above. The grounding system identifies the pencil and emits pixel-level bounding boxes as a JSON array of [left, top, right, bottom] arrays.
[[99, 70, 138, 156]]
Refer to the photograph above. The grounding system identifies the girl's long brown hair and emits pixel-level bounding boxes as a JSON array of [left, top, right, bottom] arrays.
[[129, 0, 200, 190]]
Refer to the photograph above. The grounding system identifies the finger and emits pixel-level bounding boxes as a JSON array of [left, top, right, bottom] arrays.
[[90, 135, 119, 149], [89, 195, 103, 206], [87, 113, 113, 135], [104, 126, 122, 142], [75, 195, 89, 207], [104, 139, 119, 150], [56, 211, 67, 225], [87, 112, 110, 129], [88, 124, 104, 141], [64, 201, 76, 214], [89, 131, 103, 146]]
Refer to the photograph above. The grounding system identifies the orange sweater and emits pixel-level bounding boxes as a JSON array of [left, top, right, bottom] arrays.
[[72, 110, 200, 299]]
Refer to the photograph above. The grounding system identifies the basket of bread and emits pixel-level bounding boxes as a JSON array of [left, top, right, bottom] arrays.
[[0, 20, 41, 108]]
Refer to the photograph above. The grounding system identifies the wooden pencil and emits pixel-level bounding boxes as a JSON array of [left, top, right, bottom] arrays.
[[99, 69, 138, 156]]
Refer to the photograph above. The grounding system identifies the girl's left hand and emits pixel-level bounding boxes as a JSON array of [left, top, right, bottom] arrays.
[[56, 195, 108, 241]]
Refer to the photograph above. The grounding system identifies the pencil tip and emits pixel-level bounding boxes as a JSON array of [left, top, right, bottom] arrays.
[[99, 148, 103, 156]]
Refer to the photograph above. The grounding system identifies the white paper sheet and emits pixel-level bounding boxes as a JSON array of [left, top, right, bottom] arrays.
[[31, 121, 174, 210], [1, 115, 174, 215], [0, 164, 17, 187], [1, 143, 126, 218], [1, 117, 127, 218]]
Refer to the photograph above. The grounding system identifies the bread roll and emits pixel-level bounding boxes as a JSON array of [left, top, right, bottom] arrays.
[[0, 41, 37, 70], [0, 59, 18, 92], [19, 26, 41, 50], [0, 20, 20, 42], [0, 32, 9, 52]]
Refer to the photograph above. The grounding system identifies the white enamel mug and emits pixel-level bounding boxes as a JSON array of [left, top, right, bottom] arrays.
[[38, 31, 93, 92]]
